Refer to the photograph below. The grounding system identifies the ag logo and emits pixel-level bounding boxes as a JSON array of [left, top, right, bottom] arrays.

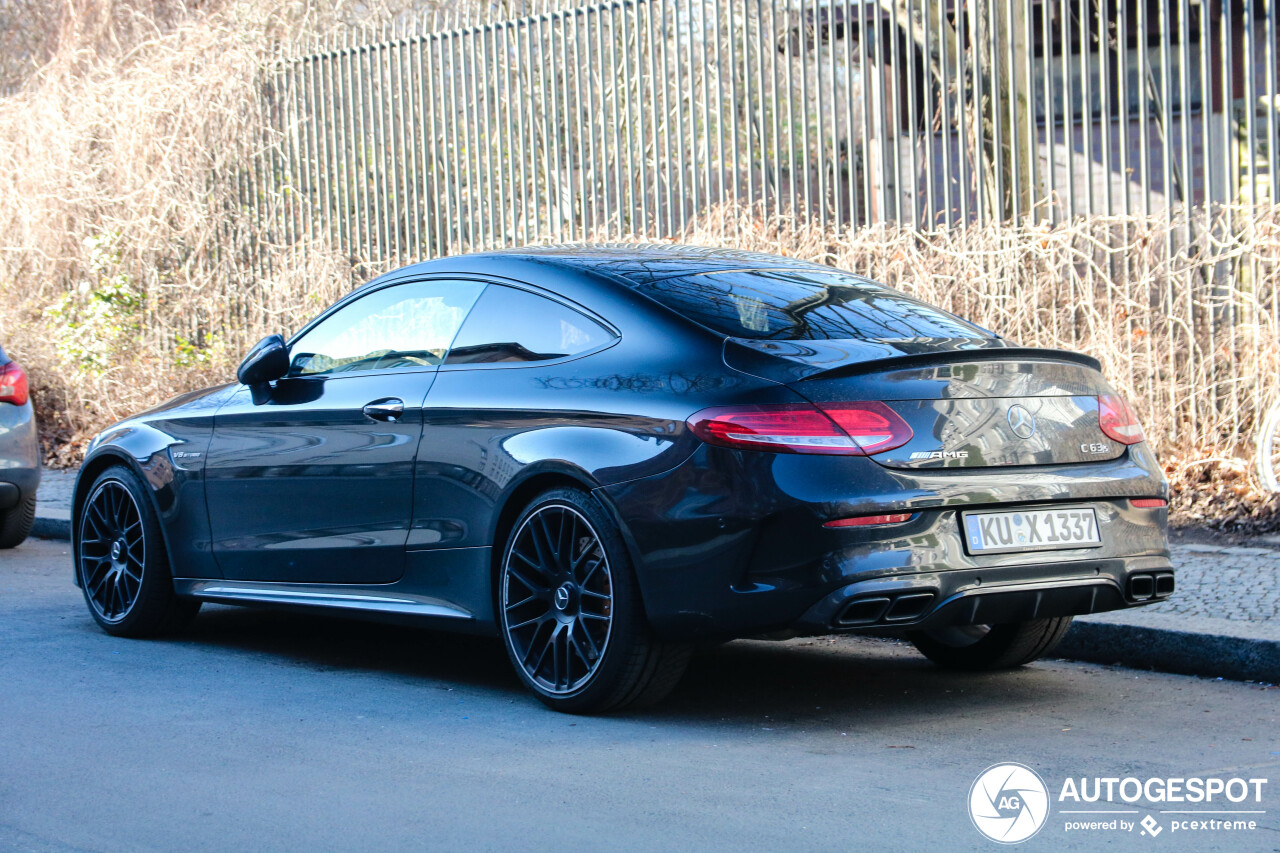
[[969, 763, 1050, 844]]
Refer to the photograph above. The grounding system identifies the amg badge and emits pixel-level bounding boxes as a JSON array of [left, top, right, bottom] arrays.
[[910, 450, 970, 460]]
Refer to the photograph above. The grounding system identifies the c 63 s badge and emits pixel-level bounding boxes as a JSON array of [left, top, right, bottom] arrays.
[[1080, 443, 1112, 454], [910, 450, 970, 460]]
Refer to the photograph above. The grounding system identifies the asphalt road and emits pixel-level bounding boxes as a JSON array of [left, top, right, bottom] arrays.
[[2, 538, 1277, 853]]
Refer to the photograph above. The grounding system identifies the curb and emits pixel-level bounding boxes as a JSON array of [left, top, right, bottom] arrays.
[[1056, 620, 1280, 684], [32, 515, 71, 541]]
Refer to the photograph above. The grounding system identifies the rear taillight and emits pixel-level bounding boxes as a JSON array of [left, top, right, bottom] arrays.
[[815, 402, 914, 455], [0, 361, 28, 406], [687, 401, 913, 456], [1098, 393, 1145, 445], [1131, 498, 1167, 509]]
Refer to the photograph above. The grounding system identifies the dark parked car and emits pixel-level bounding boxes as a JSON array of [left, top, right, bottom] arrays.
[[71, 245, 1172, 712], [0, 345, 39, 549]]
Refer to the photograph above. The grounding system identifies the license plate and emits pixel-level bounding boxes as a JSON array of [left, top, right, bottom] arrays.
[[962, 506, 1102, 555]]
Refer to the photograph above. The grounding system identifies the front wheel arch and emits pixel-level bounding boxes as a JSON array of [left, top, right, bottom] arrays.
[[73, 451, 174, 586]]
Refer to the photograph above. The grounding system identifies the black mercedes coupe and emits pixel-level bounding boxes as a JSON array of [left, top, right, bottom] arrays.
[[72, 245, 1172, 712]]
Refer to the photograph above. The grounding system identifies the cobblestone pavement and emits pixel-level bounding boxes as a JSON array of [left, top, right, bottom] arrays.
[[32, 468, 1280, 625], [1152, 541, 1280, 624], [35, 468, 75, 519]]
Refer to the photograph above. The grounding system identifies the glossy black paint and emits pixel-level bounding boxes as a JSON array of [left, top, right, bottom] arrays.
[[73, 245, 1171, 641]]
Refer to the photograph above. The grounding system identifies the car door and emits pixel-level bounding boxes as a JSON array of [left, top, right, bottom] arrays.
[[407, 283, 619, 555], [204, 278, 485, 584]]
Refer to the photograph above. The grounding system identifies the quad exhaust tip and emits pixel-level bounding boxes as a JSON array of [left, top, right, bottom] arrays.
[[1128, 571, 1175, 602], [836, 591, 937, 627]]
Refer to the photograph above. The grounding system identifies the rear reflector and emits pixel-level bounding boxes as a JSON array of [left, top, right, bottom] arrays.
[[0, 361, 28, 406], [823, 513, 914, 528], [1131, 498, 1167, 508], [688, 401, 912, 456], [1098, 393, 1145, 445]]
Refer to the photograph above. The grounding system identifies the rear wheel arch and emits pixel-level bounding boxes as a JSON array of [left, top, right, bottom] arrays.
[[489, 470, 654, 621], [490, 470, 599, 582]]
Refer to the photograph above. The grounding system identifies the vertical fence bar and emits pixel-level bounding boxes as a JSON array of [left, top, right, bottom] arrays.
[[418, 27, 439, 259], [749, 0, 759, 216], [967, 0, 984, 223], [332, 36, 350, 265], [828, 0, 841, 228], [1136, 0, 1152, 215], [888, 0, 903, 221], [813, 0, 829, 225], [1079, 0, 1093, 216], [657, 0, 676, 234], [919, 0, 935, 226], [1060, 0, 1076, 218], [713, 0, 728, 210], [396, 31, 416, 261], [1118, 0, 1131, 215], [675, 0, 691, 230], [525, 15, 543, 241], [783, 0, 793, 213], [1269, 0, 1279, 206], [592, 5, 611, 237], [1099, 0, 1114, 217], [573, 8, 592, 239], [344, 33, 365, 263], [1041, 0, 1056, 219], [905, 0, 920, 226], [726, 0, 742, 212], [447, 26, 467, 251], [646, 0, 665, 235], [1159, 0, 1176, 221], [799, 0, 814, 217], [769, 0, 784, 221], [935, 0, 952, 226]]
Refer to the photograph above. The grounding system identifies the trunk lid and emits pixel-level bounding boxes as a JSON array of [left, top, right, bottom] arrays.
[[724, 339, 1124, 469]]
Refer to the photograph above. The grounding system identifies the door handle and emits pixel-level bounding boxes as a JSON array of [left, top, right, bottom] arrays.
[[362, 398, 405, 423]]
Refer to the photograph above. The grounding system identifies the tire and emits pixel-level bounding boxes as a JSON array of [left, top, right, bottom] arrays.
[[75, 466, 200, 637], [497, 487, 691, 714], [908, 617, 1074, 670], [0, 494, 35, 549]]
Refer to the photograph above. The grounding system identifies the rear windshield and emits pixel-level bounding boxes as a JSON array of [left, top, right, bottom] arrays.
[[627, 269, 995, 343]]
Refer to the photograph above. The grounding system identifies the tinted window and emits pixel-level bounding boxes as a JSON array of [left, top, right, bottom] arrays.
[[444, 285, 614, 365], [628, 270, 994, 343], [289, 280, 484, 376]]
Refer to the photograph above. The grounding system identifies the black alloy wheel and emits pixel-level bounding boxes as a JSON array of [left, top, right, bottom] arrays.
[[498, 488, 691, 714], [76, 466, 200, 637], [503, 502, 614, 695]]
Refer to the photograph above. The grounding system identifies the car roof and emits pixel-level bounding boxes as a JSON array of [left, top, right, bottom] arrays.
[[481, 243, 838, 286], [362, 244, 839, 293]]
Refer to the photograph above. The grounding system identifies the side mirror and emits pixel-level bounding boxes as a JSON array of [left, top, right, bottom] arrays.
[[237, 334, 290, 386]]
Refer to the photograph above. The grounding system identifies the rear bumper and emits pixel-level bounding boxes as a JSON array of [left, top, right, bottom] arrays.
[[602, 443, 1170, 641], [792, 555, 1173, 634], [0, 401, 41, 508]]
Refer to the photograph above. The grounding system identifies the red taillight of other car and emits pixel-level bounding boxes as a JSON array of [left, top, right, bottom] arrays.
[[687, 401, 913, 456], [0, 361, 28, 406], [1098, 393, 1145, 445]]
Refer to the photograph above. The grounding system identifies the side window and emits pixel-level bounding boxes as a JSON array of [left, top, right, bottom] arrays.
[[444, 285, 615, 366], [288, 280, 484, 377]]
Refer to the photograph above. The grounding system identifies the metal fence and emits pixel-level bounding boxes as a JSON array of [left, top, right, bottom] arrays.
[[260, 0, 1279, 267], [225, 0, 1280, 448]]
